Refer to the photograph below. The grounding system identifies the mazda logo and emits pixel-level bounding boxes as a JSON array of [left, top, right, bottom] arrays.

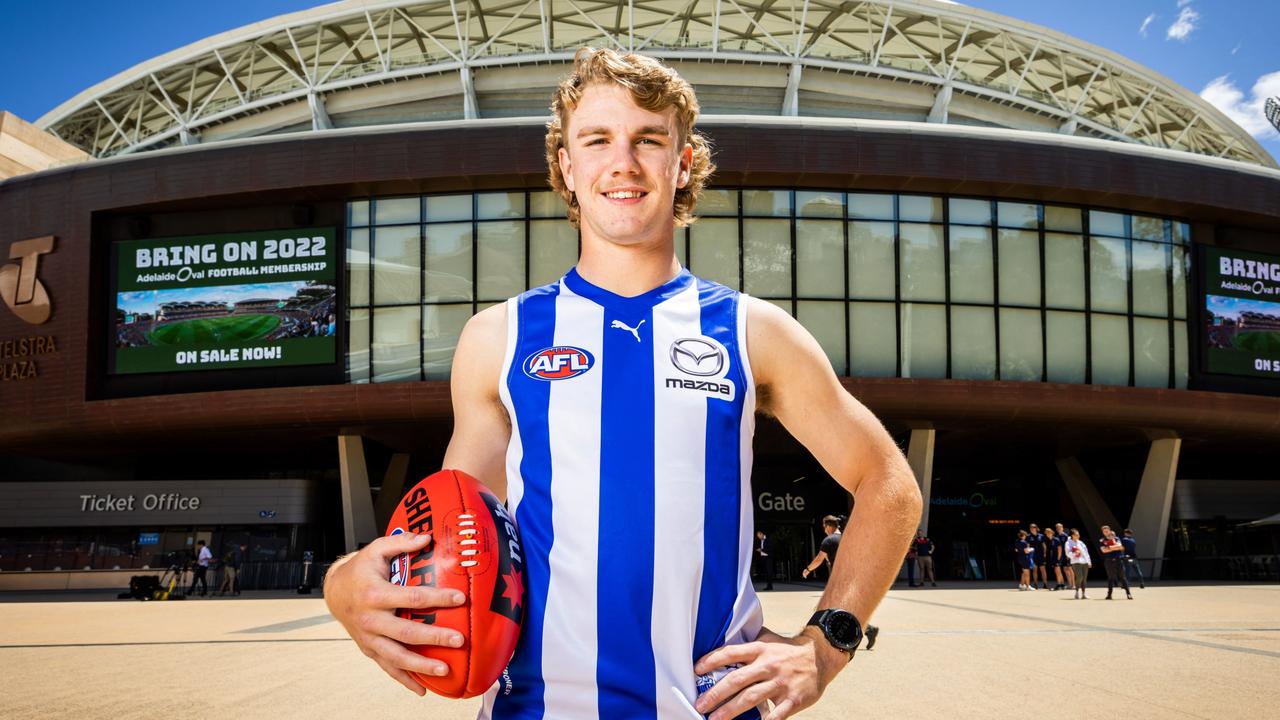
[[670, 337, 725, 376]]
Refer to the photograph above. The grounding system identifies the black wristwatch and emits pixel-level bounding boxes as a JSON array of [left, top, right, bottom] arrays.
[[806, 609, 863, 658]]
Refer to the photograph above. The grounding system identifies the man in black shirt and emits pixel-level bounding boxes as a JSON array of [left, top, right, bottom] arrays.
[[1121, 528, 1145, 589], [754, 530, 776, 591], [802, 515, 879, 649]]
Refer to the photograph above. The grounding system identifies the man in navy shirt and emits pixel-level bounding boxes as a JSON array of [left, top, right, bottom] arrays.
[[1045, 527, 1066, 590], [1121, 528, 1145, 590], [1027, 524, 1048, 589], [913, 529, 936, 587]]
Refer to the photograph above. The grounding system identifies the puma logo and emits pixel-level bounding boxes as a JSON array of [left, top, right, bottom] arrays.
[[610, 319, 645, 343]]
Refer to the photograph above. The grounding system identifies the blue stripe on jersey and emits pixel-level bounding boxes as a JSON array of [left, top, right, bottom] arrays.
[[691, 280, 746, 658], [596, 302, 658, 719], [494, 284, 560, 720]]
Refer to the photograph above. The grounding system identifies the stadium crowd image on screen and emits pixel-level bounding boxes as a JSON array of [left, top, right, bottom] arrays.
[[110, 228, 338, 374]]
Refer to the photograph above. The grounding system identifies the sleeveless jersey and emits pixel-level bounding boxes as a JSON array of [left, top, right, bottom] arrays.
[[481, 267, 763, 720]]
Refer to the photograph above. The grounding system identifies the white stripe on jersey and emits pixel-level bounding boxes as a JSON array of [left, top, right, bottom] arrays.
[[726, 296, 764, 646], [650, 283, 708, 718], [540, 283, 604, 719]]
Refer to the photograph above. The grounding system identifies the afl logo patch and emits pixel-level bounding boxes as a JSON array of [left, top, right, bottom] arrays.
[[524, 346, 595, 381], [388, 527, 408, 587]]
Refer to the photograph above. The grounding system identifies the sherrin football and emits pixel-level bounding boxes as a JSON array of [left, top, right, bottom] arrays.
[[386, 469, 526, 698]]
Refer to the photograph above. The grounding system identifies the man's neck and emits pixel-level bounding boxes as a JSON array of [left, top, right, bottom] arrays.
[[576, 234, 681, 298]]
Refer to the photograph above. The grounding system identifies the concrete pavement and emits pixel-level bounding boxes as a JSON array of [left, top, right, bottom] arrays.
[[1, 582, 1277, 719]]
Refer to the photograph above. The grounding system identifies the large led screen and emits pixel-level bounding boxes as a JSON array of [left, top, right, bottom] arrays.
[[1204, 246, 1280, 379], [111, 228, 337, 375]]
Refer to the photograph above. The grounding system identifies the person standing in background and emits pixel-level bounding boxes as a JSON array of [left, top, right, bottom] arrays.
[[1121, 529, 1146, 590], [1027, 524, 1048, 589], [1099, 525, 1133, 600], [187, 540, 211, 597], [1055, 522, 1074, 591], [754, 530, 775, 591], [1044, 527, 1063, 590], [1015, 529, 1035, 591], [913, 529, 936, 587], [1065, 529, 1092, 599]]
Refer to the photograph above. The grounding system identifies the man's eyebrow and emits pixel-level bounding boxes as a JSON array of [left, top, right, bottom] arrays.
[[575, 125, 671, 138]]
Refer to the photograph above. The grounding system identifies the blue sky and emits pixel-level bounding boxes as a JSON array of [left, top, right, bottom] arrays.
[[1, 0, 1277, 161], [117, 281, 307, 315]]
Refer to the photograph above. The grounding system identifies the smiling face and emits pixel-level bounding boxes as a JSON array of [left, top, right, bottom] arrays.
[[557, 83, 692, 250]]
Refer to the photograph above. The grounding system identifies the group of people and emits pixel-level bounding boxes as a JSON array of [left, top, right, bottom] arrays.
[[183, 539, 246, 597], [1015, 523, 1146, 599]]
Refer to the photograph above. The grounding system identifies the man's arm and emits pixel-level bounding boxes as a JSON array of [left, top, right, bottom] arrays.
[[323, 303, 511, 694], [800, 550, 829, 579], [695, 299, 922, 720]]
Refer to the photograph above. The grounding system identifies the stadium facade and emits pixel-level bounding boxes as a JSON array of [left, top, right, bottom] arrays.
[[2, 0, 1279, 590]]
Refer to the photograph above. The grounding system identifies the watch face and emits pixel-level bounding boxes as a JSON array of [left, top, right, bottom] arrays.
[[822, 610, 861, 650]]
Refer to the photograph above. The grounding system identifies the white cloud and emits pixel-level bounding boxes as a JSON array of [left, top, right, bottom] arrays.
[[1167, 6, 1199, 41], [1199, 72, 1280, 139], [1177, 0, 1193, 7], [1139, 13, 1156, 37], [1231, 42, 1242, 56]]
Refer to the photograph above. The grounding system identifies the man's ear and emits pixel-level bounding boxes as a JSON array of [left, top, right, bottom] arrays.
[[558, 146, 575, 193], [677, 143, 693, 188]]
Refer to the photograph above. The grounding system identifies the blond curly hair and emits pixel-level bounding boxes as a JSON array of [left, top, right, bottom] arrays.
[[545, 47, 714, 229]]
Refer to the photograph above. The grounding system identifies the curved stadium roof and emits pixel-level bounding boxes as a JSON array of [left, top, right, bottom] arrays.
[[38, 0, 1276, 168]]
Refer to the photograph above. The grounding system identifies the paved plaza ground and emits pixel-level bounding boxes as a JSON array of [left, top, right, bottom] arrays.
[[1, 582, 1277, 719]]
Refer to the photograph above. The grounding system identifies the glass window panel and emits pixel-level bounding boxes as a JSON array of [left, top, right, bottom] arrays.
[[949, 225, 993, 304], [1172, 246, 1187, 319], [999, 308, 1042, 381], [850, 302, 896, 377], [530, 191, 563, 218], [689, 218, 739, 289], [1089, 210, 1126, 237], [796, 220, 843, 298], [900, 303, 946, 378], [1132, 215, 1165, 242], [951, 306, 996, 380], [1091, 314, 1130, 386], [375, 197, 420, 225], [1046, 311, 1086, 384], [348, 228, 370, 307], [797, 191, 843, 218], [373, 225, 421, 305], [1174, 320, 1188, 389], [743, 219, 791, 296], [849, 221, 895, 300], [899, 223, 945, 302], [1132, 241, 1168, 317], [949, 198, 991, 225], [1045, 233, 1085, 309], [1172, 222, 1190, 245], [998, 229, 1040, 307], [477, 221, 525, 301], [848, 193, 894, 220], [423, 304, 472, 380], [348, 308, 369, 383], [349, 200, 370, 226], [899, 195, 942, 223], [1134, 317, 1169, 388], [743, 189, 790, 216], [698, 189, 739, 216], [1090, 237, 1129, 313], [529, 221, 578, 288], [477, 192, 524, 220], [426, 194, 472, 222], [424, 222, 473, 302], [797, 301, 846, 374], [1045, 206, 1082, 232], [997, 202, 1039, 229], [372, 306, 421, 383]]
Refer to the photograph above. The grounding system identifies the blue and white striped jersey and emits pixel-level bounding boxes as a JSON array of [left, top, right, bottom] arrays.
[[481, 267, 763, 720]]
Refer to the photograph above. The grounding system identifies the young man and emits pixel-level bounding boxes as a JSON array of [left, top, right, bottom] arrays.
[[1043, 527, 1062, 590], [1099, 525, 1133, 600], [754, 530, 775, 591], [323, 48, 921, 720], [1027, 523, 1048, 589], [1014, 529, 1035, 591], [187, 540, 211, 597]]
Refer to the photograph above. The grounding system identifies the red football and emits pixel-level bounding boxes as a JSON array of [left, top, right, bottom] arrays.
[[385, 469, 525, 698]]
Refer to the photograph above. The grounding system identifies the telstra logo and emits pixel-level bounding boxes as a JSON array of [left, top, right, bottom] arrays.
[[0, 236, 55, 324]]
